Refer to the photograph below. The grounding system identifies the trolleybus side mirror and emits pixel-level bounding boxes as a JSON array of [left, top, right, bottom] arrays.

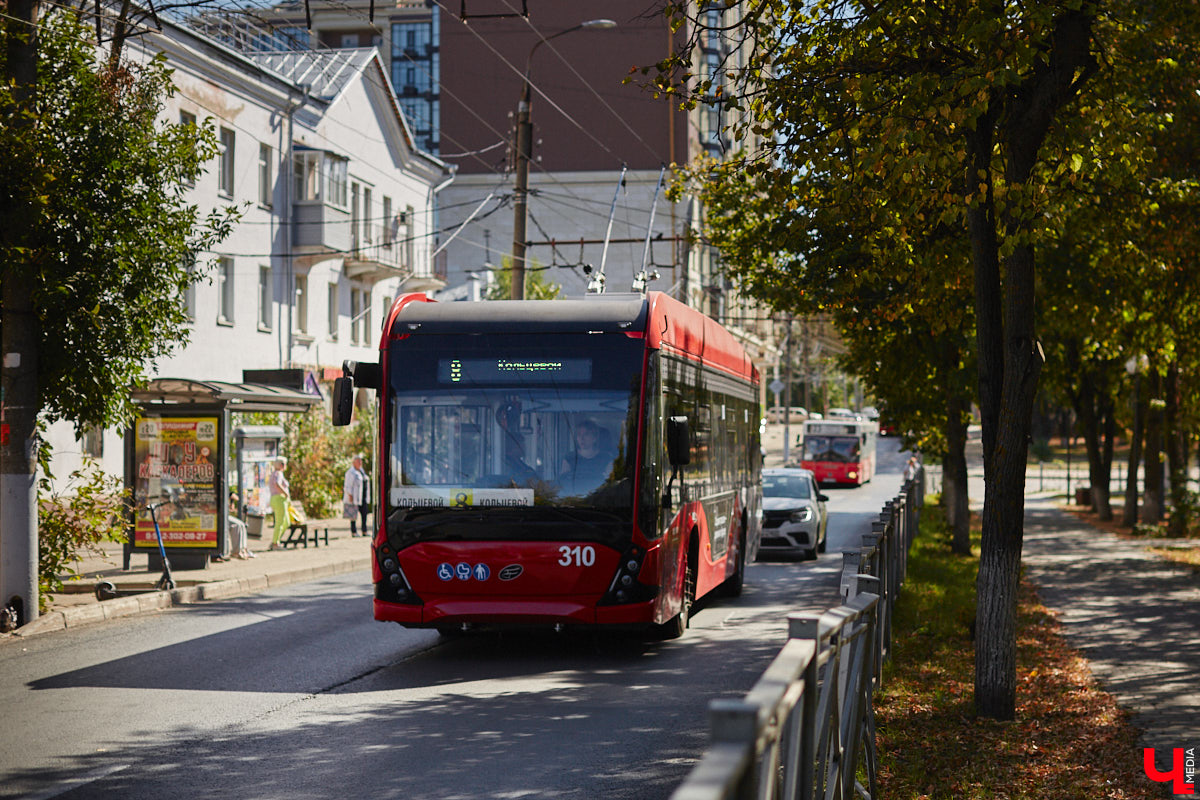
[[666, 416, 691, 467], [332, 377, 354, 426]]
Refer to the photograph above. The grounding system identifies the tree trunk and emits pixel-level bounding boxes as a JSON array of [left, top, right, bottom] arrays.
[[967, 6, 1095, 721], [974, 241, 1043, 721], [1123, 373, 1144, 527], [1142, 370, 1164, 525], [944, 391, 971, 555], [1165, 362, 1188, 537], [1074, 367, 1115, 521]]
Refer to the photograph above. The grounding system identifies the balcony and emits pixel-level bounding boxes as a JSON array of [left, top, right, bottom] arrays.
[[344, 224, 443, 292], [345, 224, 400, 279], [293, 200, 350, 252]]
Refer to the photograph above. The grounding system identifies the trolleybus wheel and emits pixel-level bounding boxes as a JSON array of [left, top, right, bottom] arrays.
[[657, 548, 695, 640]]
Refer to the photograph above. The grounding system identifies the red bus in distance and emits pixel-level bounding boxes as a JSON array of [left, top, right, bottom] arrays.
[[799, 418, 878, 486], [333, 292, 762, 638]]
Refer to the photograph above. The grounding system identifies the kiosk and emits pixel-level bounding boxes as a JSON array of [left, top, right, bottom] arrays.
[[233, 425, 285, 538]]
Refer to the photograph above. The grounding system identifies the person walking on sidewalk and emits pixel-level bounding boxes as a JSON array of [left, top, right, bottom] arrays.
[[344, 454, 369, 537], [268, 457, 290, 551]]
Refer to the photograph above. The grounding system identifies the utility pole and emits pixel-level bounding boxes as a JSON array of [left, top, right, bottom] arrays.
[[509, 19, 615, 301], [1, 0, 41, 627], [510, 82, 532, 300], [782, 319, 792, 465]]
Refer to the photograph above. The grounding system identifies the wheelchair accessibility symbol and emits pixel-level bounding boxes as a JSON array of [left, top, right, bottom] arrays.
[[437, 563, 454, 581]]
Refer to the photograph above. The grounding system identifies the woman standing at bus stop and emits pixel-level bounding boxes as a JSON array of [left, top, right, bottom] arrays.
[[268, 457, 290, 551]]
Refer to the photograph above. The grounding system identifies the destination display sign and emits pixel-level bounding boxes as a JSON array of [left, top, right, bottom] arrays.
[[391, 487, 535, 508], [437, 358, 592, 385]]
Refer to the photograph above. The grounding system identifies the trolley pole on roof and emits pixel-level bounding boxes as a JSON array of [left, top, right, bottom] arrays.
[[594, 165, 627, 293]]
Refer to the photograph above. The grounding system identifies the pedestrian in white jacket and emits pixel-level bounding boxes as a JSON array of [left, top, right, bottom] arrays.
[[343, 455, 369, 536]]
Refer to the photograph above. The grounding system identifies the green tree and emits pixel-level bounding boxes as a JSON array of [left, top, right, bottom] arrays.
[[486, 257, 562, 301], [0, 11, 238, 621], [655, 0, 1200, 718], [284, 404, 376, 520]]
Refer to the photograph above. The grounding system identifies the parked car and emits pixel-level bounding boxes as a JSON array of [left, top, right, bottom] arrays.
[[759, 467, 829, 560], [767, 406, 809, 424]]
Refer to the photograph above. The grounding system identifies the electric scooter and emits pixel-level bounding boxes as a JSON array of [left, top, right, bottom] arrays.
[[95, 493, 177, 601]]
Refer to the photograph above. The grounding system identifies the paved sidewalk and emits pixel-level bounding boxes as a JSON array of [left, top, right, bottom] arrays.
[[8, 516, 372, 639], [1018, 498, 1200, 796]]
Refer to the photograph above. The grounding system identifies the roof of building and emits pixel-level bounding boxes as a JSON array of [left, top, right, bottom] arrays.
[[246, 47, 376, 102]]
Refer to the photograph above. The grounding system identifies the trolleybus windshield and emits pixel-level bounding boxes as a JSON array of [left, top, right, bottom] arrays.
[[802, 435, 861, 463], [388, 333, 644, 511]]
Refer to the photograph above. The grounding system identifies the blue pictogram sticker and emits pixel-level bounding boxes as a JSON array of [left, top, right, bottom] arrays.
[[456, 562, 472, 580], [473, 563, 491, 581], [437, 563, 454, 581]]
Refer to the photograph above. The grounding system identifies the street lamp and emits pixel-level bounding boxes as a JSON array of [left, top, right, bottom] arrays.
[[511, 19, 616, 300]]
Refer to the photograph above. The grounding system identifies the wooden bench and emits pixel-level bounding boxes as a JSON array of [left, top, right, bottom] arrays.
[[279, 503, 328, 548]]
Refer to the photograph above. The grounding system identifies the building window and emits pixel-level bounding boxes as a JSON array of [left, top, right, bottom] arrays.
[[350, 289, 361, 344], [217, 257, 234, 324], [218, 127, 235, 197], [325, 155, 348, 208], [293, 151, 347, 207], [295, 274, 308, 334], [180, 111, 197, 188], [382, 196, 393, 248], [391, 17, 439, 154], [328, 282, 339, 340], [381, 294, 392, 329], [258, 265, 272, 330], [363, 289, 372, 341], [362, 186, 372, 245], [182, 254, 197, 321], [403, 204, 415, 268], [294, 150, 321, 201], [78, 423, 103, 458], [258, 143, 273, 207], [350, 181, 361, 254]]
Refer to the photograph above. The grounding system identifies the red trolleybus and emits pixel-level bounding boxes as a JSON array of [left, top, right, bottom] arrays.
[[333, 292, 762, 638], [799, 418, 878, 486]]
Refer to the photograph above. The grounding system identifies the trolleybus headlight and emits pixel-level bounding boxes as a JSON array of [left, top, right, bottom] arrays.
[[375, 546, 421, 605], [600, 545, 657, 606]]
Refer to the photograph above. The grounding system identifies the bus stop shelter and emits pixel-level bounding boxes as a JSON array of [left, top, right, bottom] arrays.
[[126, 378, 322, 570]]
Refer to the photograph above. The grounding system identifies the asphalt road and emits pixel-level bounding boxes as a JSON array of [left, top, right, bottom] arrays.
[[2, 436, 910, 800]]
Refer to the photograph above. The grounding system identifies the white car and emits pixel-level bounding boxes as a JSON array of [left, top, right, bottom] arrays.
[[758, 467, 829, 560]]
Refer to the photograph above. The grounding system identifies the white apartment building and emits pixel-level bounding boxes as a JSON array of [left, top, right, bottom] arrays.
[[44, 16, 452, 485]]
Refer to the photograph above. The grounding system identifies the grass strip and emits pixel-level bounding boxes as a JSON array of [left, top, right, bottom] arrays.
[[874, 503, 1158, 799]]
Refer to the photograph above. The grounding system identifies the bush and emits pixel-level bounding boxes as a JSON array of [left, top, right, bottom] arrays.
[[38, 461, 128, 611], [283, 404, 375, 519]]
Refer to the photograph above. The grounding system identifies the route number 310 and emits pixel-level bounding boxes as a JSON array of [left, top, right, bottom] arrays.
[[558, 545, 595, 567]]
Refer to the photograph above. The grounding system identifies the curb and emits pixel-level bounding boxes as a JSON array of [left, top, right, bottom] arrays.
[[10, 555, 371, 638]]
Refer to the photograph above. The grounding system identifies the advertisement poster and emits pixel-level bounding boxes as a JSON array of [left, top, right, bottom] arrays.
[[239, 439, 279, 516], [133, 416, 220, 548]]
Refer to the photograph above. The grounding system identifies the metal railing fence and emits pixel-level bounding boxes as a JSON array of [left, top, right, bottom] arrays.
[[670, 470, 924, 800]]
